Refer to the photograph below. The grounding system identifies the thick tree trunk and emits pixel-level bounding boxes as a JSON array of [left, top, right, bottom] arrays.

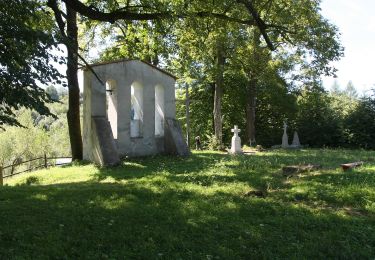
[[66, 6, 83, 160], [245, 30, 261, 147], [185, 83, 190, 146], [245, 79, 257, 146], [213, 43, 225, 147]]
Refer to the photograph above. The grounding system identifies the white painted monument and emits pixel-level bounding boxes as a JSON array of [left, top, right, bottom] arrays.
[[82, 59, 189, 166], [230, 125, 243, 154], [282, 121, 289, 148]]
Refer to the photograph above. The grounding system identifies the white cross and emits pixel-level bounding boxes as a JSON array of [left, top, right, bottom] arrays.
[[231, 125, 241, 136]]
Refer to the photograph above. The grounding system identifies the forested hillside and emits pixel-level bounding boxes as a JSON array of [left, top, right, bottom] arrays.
[[0, 88, 71, 168]]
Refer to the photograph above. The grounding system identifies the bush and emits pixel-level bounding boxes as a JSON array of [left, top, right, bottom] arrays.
[[205, 135, 224, 150], [25, 176, 40, 185], [345, 95, 375, 149]]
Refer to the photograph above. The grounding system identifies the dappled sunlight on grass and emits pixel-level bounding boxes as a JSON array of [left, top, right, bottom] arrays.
[[1, 149, 375, 258], [5, 164, 100, 186]]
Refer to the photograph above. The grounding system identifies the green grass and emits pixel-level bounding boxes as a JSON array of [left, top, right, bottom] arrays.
[[1, 149, 375, 259]]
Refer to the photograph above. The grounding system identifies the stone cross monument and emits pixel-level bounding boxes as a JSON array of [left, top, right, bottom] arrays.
[[230, 125, 243, 154], [282, 121, 289, 148]]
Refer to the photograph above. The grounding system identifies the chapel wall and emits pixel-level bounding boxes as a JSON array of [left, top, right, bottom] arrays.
[[83, 60, 176, 160]]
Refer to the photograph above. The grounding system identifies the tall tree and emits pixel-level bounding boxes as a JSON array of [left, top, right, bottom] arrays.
[[344, 80, 358, 99], [230, 28, 270, 146], [66, 6, 83, 160], [345, 91, 375, 149], [330, 80, 341, 94], [50, 0, 343, 155], [230, 0, 343, 146], [47, 0, 83, 160], [0, 0, 63, 128]]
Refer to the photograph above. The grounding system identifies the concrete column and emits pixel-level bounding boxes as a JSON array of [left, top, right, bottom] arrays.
[[155, 84, 165, 136], [143, 82, 155, 139], [91, 72, 106, 117], [117, 77, 132, 153], [82, 70, 92, 160], [106, 80, 117, 139], [164, 78, 176, 119]]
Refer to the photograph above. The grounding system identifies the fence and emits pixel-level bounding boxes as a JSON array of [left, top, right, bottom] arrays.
[[0, 154, 72, 186]]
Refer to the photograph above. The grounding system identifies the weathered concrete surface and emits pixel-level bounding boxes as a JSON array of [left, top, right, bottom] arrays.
[[91, 117, 120, 166], [165, 118, 190, 156]]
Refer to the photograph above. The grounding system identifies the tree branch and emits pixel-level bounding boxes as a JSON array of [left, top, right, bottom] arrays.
[[61, 0, 256, 25], [236, 0, 275, 51], [47, 0, 105, 85]]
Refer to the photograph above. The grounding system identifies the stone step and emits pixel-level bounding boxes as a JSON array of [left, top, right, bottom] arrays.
[[92, 116, 120, 166], [165, 118, 190, 157]]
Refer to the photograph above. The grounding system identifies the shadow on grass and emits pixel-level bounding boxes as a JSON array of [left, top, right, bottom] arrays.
[[93, 150, 374, 180], [0, 181, 374, 259], [91, 152, 290, 193], [92, 150, 375, 205], [93, 152, 232, 182]]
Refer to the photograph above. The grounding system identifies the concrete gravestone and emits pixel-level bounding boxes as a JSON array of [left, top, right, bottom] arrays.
[[291, 131, 301, 147], [82, 59, 189, 166], [230, 125, 243, 154], [281, 121, 289, 148]]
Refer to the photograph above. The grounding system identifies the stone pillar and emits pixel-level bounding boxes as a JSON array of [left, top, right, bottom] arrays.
[[282, 121, 289, 148], [155, 85, 165, 136], [116, 75, 132, 154], [143, 82, 155, 139]]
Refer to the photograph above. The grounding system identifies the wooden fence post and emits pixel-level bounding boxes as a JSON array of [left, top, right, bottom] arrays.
[[0, 166, 3, 186], [44, 153, 48, 169]]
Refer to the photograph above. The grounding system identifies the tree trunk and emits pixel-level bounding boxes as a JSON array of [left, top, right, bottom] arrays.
[[213, 42, 225, 147], [185, 83, 190, 146], [245, 30, 261, 147], [245, 78, 257, 146], [66, 6, 83, 160]]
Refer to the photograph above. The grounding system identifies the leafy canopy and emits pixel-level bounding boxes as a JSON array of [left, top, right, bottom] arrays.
[[0, 0, 64, 127]]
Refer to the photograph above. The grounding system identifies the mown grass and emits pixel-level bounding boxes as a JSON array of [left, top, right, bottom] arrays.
[[1, 149, 375, 259]]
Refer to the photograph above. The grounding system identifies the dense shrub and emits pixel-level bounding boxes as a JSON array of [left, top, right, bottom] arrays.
[[345, 94, 375, 149]]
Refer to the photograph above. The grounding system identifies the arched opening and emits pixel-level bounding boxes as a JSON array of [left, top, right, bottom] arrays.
[[106, 80, 117, 139], [131, 81, 143, 137], [155, 84, 165, 136]]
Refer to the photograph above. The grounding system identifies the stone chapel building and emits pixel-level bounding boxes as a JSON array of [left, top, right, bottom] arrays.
[[82, 59, 189, 166]]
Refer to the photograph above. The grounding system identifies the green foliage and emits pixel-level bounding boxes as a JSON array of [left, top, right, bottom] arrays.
[[176, 82, 214, 147], [2, 149, 375, 258], [295, 87, 343, 147], [0, 0, 64, 127], [0, 97, 70, 170], [77, 0, 345, 150], [344, 80, 358, 99], [25, 176, 40, 185], [46, 85, 59, 101], [204, 135, 223, 150], [330, 80, 341, 95], [345, 92, 375, 149]]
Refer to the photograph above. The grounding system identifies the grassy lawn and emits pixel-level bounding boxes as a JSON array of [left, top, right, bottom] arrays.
[[1, 149, 375, 259]]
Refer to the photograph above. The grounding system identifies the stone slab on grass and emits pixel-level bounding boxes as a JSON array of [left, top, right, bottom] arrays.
[[341, 161, 363, 171], [282, 164, 322, 176]]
